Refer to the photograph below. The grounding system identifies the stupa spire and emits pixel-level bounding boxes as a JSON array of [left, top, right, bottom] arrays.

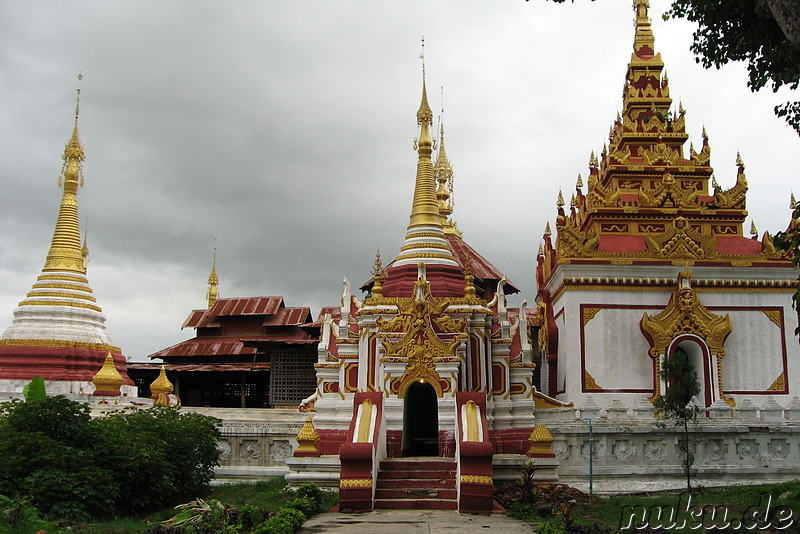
[[0, 76, 132, 395], [207, 239, 219, 308], [434, 91, 461, 238], [394, 40, 457, 268], [44, 74, 86, 273]]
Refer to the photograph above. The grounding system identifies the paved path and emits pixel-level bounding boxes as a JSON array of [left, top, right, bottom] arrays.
[[298, 509, 535, 533]]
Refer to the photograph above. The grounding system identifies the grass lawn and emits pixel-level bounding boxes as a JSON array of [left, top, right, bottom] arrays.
[[2, 477, 336, 534], [519, 479, 800, 533]]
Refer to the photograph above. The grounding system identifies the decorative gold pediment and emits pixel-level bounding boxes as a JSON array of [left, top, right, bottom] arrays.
[[638, 172, 700, 209], [381, 272, 465, 398], [638, 141, 679, 166], [645, 217, 716, 260], [640, 268, 732, 359]]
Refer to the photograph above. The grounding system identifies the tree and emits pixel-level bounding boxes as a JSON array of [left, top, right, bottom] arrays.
[[0, 396, 221, 521], [653, 348, 701, 493], [541, 0, 800, 135], [775, 204, 800, 341]]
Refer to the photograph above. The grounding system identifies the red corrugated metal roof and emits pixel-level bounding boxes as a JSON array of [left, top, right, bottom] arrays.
[[508, 307, 542, 327], [148, 338, 259, 358], [147, 334, 316, 359], [190, 297, 285, 328], [211, 296, 283, 317], [181, 309, 207, 329], [445, 236, 519, 293], [128, 362, 270, 372], [263, 307, 312, 326]]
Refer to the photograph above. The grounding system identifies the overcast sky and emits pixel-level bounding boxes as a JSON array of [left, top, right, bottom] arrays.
[[1, 0, 797, 362]]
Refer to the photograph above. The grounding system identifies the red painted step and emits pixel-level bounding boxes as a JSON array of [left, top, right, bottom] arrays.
[[374, 457, 458, 511], [374, 499, 459, 510]]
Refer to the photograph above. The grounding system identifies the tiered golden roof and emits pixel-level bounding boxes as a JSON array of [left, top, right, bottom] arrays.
[[539, 0, 792, 279]]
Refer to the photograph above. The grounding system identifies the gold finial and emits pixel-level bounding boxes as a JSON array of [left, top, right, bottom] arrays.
[[589, 151, 598, 168], [679, 101, 685, 114], [295, 415, 320, 454], [556, 190, 564, 208], [527, 424, 555, 458], [150, 365, 174, 396], [538, 242, 545, 256], [791, 192, 797, 209], [702, 125, 709, 141], [371, 250, 385, 298], [544, 221, 552, 237], [43, 76, 88, 274], [736, 151, 745, 168], [92, 351, 124, 396], [750, 221, 758, 237], [150, 365, 176, 406], [570, 193, 577, 208], [371, 248, 383, 276], [601, 143, 607, 157], [712, 174, 719, 189], [207, 239, 219, 308], [576, 173, 583, 189]]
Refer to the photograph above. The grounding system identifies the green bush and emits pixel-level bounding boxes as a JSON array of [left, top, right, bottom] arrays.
[[283, 497, 315, 518], [275, 507, 306, 530], [295, 483, 325, 513], [0, 396, 221, 521], [253, 515, 294, 534]]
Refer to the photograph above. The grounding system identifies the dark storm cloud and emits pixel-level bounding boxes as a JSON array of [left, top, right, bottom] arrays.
[[1, 1, 797, 360]]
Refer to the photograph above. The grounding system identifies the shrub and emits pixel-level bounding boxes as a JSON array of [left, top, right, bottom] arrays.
[[0, 396, 221, 521], [275, 508, 306, 530], [295, 484, 325, 513], [253, 515, 294, 534], [283, 497, 315, 518]]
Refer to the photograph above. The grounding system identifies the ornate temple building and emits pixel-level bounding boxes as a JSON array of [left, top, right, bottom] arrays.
[[0, 86, 133, 396], [287, 70, 550, 513], [535, 0, 800, 411], [129, 258, 319, 408]]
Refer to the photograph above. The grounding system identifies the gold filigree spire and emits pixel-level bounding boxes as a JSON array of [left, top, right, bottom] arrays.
[[557, 190, 565, 208], [44, 74, 86, 273], [633, 0, 655, 50], [791, 192, 797, 209], [576, 173, 583, 189], [396, 40, 457, 267], [207, 239, 219, 308], [750, 221, 758, 237], [434, 96, 461, 238]]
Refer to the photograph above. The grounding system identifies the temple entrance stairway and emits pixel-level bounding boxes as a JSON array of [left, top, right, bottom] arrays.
[[374, 457, 457, 510]]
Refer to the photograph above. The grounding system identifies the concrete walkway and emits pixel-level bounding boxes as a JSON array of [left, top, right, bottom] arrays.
[[298, 509, 535, 533]]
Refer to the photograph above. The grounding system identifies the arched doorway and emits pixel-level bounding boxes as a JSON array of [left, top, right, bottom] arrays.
[[402, 381, 439, 456], [671, 338, 713, 407]]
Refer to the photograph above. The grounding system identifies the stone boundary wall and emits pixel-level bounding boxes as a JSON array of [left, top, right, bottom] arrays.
[[536, 395, 800, 493]]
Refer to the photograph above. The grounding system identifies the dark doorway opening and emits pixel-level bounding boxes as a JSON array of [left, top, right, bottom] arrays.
[[402, 381, 439, 456]]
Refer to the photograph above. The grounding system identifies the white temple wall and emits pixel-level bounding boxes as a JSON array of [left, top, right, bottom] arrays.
[[545, 263, 799, 410]]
